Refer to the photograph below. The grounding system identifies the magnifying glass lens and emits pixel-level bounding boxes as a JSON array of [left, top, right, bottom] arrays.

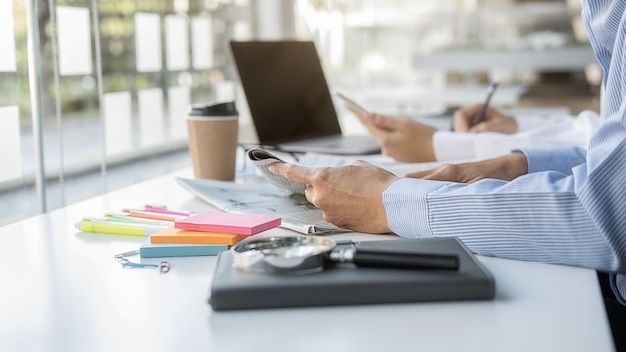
[[231, 236, 336, 274], [267, 243, 330, 258]]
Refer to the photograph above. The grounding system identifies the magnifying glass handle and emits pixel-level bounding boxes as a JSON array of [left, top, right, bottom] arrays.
[[330, 247, 459, 271]]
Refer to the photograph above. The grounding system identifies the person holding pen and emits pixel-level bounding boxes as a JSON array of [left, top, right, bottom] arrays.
[[270, 0, 626, 347], [469, 80, 499, 127], [347, 94, 599, 163]]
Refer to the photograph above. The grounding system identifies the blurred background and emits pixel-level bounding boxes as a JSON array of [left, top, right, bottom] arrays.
[[0, 0, 600, 226]]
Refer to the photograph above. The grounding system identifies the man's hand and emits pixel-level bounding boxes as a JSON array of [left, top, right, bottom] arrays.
[[347, 105, 437, 162], [453, 103, 518, 134], [405, 153, 528, 183], [269, 160, 399, 233]]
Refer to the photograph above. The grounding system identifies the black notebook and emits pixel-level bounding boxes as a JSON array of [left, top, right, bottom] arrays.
[[209, 237, 495, 311], [209, 238, 495, 310]]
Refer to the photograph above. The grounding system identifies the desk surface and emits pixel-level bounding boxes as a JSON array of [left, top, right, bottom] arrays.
[[0, 170, 615, 352]]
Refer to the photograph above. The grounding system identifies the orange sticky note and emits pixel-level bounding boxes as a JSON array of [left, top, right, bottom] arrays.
[[150, 227, 246, 245]]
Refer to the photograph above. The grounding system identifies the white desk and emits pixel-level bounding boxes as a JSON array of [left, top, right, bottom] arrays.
[[0, 170, 615, 352]]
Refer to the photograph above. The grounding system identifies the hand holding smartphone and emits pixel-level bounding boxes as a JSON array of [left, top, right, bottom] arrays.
[[333, 89, 371, 114]]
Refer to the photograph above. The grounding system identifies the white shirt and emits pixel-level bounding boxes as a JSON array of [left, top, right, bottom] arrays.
[[432, 110, 600, 161]]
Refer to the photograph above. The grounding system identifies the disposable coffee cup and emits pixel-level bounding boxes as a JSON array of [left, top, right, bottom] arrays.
[[186, 101, 239, 181]]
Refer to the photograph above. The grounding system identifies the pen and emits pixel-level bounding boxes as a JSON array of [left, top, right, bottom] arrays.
[[105, 213, 174, 227], [76, 218, 166, 237], [471, 80, 499, 126]]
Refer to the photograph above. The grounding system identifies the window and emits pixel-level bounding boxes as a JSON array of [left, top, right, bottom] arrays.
[[0, 0, 254, 226]]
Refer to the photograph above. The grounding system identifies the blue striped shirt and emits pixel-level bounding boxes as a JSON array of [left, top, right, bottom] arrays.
[[383, 0, 626, 303]]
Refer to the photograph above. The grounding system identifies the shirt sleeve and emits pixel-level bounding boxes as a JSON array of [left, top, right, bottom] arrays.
[[515, 147, 586, 175], [432, 111, 597, 162], [513, 113, 575, 133], [386, 0, 626, 303], [383, 131, 626, 287], [514, 110, 600, 134]]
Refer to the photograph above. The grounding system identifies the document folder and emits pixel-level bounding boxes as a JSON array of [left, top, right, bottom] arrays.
[[209, 237, 495, 311]]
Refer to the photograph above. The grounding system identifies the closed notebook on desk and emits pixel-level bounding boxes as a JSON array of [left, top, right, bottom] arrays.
[[209, 237, 495, 311]]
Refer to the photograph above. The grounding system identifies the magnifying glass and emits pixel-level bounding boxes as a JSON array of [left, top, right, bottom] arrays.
[[230, 236, 459, 275]]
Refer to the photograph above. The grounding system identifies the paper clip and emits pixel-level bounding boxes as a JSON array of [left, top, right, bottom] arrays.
[[159, 261, 171, 273], [114, 250, 171, 273]]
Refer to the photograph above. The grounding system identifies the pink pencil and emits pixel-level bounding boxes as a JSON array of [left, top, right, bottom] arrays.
[[144, 204, 194, 217]]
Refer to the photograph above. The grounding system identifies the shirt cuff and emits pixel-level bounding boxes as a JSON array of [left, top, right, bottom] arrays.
[[383, 178, 446, 238], [514, 147, 587, 174]]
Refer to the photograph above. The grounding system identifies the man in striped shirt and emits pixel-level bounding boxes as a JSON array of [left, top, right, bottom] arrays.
[[270, 0, 626, 346]]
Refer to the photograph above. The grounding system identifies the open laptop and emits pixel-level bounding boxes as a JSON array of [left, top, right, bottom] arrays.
[[229, 40, 380, 155]]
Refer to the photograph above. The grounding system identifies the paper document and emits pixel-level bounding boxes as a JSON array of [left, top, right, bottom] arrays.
[[247, 148, 448, 191], [247, 148, 307, 194]]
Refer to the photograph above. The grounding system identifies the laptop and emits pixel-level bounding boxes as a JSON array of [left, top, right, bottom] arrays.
[[229, 40, 380, 155]]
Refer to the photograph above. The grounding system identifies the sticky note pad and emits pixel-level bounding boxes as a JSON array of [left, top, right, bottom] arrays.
[[175, 212, 281, 236], [140, 237, 228, 258], [150, 226, 246, 245]]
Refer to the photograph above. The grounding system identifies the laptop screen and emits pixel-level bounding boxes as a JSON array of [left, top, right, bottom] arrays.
[[229, 41, 342, 145]]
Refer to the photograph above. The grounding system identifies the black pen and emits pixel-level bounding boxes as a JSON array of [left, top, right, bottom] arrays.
[[471, 80, 499, 126]]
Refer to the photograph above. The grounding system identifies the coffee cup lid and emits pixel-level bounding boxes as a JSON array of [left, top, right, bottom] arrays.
[[188, 101, 238, 116]]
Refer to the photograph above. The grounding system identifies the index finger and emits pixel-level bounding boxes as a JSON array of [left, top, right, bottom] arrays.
[[268, 162, 317, 184]]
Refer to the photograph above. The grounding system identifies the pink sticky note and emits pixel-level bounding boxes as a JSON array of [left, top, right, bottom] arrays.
[[174, 211, 281, 236]]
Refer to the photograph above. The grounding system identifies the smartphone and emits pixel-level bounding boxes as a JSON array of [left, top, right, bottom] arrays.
[[333, 89, 371, 114]]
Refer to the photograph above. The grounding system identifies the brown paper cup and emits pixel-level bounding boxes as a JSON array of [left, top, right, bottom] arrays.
[[187, 115, 238, 181]]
